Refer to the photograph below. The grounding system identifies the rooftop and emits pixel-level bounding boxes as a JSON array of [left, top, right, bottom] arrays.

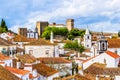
[[84, 63, 120, 75], [0, 38, 14, 46], [0, 53, 11, 60], [16, 54, 36, 63], [26, 38, 57, 46], [38, 57, 71, 64], [33, 63, 58, 77], [108, 39, 120, 48], [105, 51, 120, 59], [0, 65, 20, 80]]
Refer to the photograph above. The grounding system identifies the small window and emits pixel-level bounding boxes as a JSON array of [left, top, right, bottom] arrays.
[[87, 36, 89, 39], [29, 50, 33, 54], [46, 50, 49, 55], [87, 45, 89, 47]]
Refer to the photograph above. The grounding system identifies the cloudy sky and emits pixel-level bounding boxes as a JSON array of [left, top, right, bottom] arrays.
[[0, 0, 120, 33]]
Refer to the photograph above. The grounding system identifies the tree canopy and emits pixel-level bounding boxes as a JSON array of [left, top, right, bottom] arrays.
[[64, 40, 85, 53], [68, 28, 85, 40], [0, 19, 8, 33], [118, 30, 120, 37], [42, 27, 68, 39]]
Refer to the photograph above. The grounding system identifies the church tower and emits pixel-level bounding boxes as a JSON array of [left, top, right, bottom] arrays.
[[97, 33, 108, 54], [84, 28, 92, 48]]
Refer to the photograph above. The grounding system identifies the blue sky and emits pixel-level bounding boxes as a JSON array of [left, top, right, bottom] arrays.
[[0, 0, 120, 33]]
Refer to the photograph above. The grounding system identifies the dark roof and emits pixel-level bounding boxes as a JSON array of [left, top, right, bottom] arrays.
[[33, 63, 58, 77], [0, 38, 14, 46], [0, 65, 21, 80]]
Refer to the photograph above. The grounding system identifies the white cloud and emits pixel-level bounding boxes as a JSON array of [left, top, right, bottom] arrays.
[[9, 0, 120, 33]]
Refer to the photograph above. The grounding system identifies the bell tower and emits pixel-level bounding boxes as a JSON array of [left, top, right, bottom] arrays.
[[84, 28, 92, 48], [97, 33, 108, 54]]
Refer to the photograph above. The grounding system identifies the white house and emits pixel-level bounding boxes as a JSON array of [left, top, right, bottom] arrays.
[[5, 66, 30, 80], [25, 39, 59, 58], [38, 57, 72, 76], [33, 63, 59, 80], [0, 32, 14, 40], [0, 53, 13, 67], [27, 28, 38, 40], [0, 38, 17, 56], [82, 51, 120, 70]]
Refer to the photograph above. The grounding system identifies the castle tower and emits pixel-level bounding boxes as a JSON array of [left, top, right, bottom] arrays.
[[36, 21, 49, 36], [84, 28, 92, 48], [18, 28, 27, 37], [66, 19, 74, 31], [97, 33, 108, 54]]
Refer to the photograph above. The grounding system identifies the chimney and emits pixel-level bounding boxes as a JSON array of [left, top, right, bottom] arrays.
[[16, 60, 21, 69], [50, 31, 54, 43]]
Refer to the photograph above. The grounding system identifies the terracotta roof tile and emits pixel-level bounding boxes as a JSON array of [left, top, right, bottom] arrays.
[[84, 63, 120, 75], [38, 57, 71, 64], [17, 54, 36, 63], [26, 38, 57, 45], [108, 39, 120, 48], [0, 53, 11, 60], [0, 65, 21, 80], [74, 74, 91, 80], [5, 66, 29, 76], [106, 51, 120, 59], [0, 38, 14, 46], [13, 35, 29, 42], [33, 63, 58, 77]]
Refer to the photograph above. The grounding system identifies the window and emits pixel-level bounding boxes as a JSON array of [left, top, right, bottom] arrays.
[[87, 45, 89, 47], [46, 50, 49, 55], [29, 50, 33, 54], [87, 36, 89, 39]]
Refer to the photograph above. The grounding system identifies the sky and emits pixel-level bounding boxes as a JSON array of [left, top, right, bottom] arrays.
[[0, 0, 120, 33]]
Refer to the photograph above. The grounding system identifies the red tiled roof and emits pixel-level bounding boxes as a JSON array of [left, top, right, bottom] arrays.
[[0, 53, 11, 60], [17, 54, 36, 63], [108, 39, 120, 48], [38, 57, 71, 64], [26, 38, 57, 46], [5, 66, 29, 76], [106, 51, 120, 59], [83, 55, 99, 63], [33, 63, 58, 77], [0, 65, 21, 80]]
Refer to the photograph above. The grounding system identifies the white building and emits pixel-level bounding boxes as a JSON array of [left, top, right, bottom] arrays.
[[84, 28, 92, 49], [25, 39, 59, 58], [82, 51, 120, 70], [27, 28, 38, 40], [0, 53, 13, 67], [0, 32, 14, 40], [33, 63, 59, 80], [5, 66, 30, 80]]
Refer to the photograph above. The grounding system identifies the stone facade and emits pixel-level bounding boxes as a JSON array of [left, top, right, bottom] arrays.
[[66, 19, 74, 31], [36, 21, 49, 36]]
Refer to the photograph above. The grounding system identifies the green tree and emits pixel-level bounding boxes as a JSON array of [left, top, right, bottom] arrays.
[[118, 30, 120, 37], [67, 29, 85, 40], [42, 27, 68, 39], [64, 41, 85, 54], [0, 19, 8, 33]]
